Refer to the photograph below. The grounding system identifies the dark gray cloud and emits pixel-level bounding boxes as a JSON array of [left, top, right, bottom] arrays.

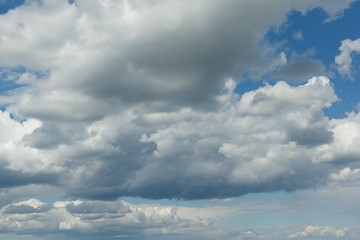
[[3, 203, 52, 214], [22, 122, 87, 149], [272, 50, 324, 82], [0, 163, 57, 188], [286, 125, 334, 146], [66, 201, 130, 214]]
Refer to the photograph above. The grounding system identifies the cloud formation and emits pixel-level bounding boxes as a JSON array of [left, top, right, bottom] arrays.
[[0, 196, 359, 240], [288, 225, 347, 239], [2, 75, 359, 202], [0, 198, 217, 240], [335, 38, 360, 76], [0, 0, 359, 206]]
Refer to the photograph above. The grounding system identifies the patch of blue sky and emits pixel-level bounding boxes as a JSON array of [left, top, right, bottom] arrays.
[[0, 66, 49, 89], [234, 72, 266, 97], [0, 66, 48, 116], [266, 2, 360, 67], [0, 67, 23, 112], [0, 67, 25, 109], [263, 1, 360, 119], [0, 0, 25, 14]]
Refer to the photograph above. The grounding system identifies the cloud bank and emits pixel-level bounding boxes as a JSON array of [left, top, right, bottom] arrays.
[[0, 0, 359, 206]]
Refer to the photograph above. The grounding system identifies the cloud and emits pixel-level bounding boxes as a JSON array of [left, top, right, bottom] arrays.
[[335, 38, 360, 76], [330, 167, 360, 181], [293, 30, 303, 40], [0, 0, 354, 118], [313, 111, 360, 163], [272, 50, 324, 83], [0, 198, 217, 239], [0, 194, 359, 239], [288, 225, 348, 239], [3, 199, 52, 214], [53, 77, 340, 200], [2, 75, 360, 201], [0, 0, 359, 203]]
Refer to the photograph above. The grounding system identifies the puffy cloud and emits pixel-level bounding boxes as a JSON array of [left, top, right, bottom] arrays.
[[0, 198, 216, 239], [0, 0, 358, 203], [335, 38, 360, 76], [330, 167, 360, 181], [52, 77, 340, 200], [2, 75, 360, 201], [1, 2, 360, 239], [0, 0, 355, 118], [313, 111, 360, 163], [0, 195, 359, 239]]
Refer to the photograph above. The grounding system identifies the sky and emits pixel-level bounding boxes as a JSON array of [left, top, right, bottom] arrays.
[[0, 0, 360, 239]]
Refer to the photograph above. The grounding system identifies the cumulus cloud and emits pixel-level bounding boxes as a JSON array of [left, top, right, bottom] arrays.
[[1, 2, 360, 238], [313, 111, 360, 163], [2, 73, 360, 201], [335, 38, 360, 76], [0, 195, 359, 239], [6, 76, 346, 201], [0, 0, 358, 206], [330, 167, 360, 181], [0, 198, 217, 239]]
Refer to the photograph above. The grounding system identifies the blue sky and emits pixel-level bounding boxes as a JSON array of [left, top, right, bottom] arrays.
[[0, 0, 360, 239]]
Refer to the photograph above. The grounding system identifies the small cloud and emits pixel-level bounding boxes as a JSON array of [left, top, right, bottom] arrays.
[[330, 167, 360, 181], [293, 30, 303, 40], [272, 49, 324, 83], [210, 198, 234, 204], [335, 38, 360, 77]]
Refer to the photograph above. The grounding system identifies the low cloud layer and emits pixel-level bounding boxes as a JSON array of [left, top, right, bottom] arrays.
[[0, 196, 359, 240]]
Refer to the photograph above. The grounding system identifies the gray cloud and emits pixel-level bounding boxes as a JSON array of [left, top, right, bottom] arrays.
[[0, 0, 358, 205], [0, 163, 57, 188], [3, 203, 52, 214], [22, 122, 88, 149], [272, 50, 324, 82], [65, 201, 130, 215]]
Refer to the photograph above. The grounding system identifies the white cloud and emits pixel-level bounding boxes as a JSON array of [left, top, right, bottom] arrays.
[[330, 167, 360, 181], [288, 225, 348, 239], [335, 38, 360, 76], [313, 111, 360, 163], [0, 110, 40, 143]]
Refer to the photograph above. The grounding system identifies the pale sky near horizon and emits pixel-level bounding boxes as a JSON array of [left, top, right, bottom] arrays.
[[0, 0, 360, 239]]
